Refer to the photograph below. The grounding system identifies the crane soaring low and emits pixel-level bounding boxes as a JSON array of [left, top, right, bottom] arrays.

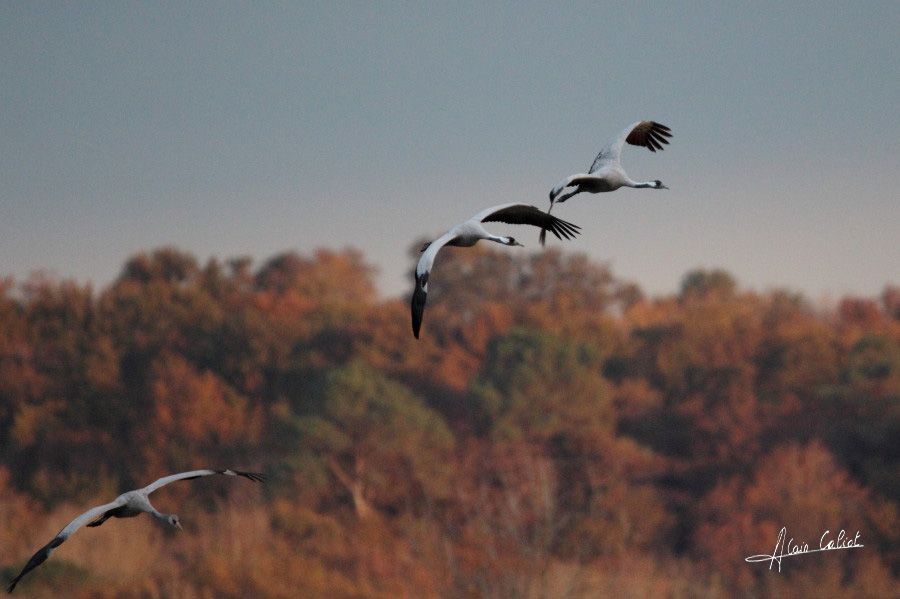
[[7, 469, 265, 593]]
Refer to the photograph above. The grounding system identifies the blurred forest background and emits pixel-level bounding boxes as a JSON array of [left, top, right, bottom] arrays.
[[0, 245, 897, 597]]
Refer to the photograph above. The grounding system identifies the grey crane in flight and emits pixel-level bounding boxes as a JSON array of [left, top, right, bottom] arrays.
[[540, 120, 672, 244], [413, 203, 580, 338], [7, 469, 265, 593]]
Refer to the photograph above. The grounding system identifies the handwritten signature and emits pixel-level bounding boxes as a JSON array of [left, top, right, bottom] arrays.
[[745, 527, 863, 572]]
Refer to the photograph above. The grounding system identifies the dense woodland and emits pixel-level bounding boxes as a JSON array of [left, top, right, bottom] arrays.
[[0, 245, 897, 597]]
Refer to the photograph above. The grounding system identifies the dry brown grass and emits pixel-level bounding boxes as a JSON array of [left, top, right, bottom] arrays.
[[5, 493, 897, 598], [544, 555, 727, 599]]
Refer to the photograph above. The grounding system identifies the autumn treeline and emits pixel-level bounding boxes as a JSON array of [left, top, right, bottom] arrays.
[[0, 246, 897, 597]]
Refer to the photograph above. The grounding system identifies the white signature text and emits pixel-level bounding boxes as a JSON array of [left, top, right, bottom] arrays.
[[745, 527, 863, 572]]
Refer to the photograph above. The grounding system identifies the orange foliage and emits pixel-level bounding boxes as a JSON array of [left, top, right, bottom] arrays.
[[0, 246, 897, 596], [142, 353, 263, 478]]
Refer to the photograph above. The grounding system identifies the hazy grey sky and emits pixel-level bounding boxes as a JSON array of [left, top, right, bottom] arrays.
[[2, 2, 898, 299]]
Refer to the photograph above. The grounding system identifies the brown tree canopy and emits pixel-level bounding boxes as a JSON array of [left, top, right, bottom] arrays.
[[0, 246, 896, 596]]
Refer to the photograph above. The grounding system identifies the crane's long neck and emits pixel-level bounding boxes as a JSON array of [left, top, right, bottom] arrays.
[[625, 177, 664, 189], [139, 497, 168, 522], [626, 179, 655, 188], [149, 508, 168, 522], [150, 508, 182, 530]]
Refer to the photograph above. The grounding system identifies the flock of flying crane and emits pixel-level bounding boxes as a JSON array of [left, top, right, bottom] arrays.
[[412, 119, 672, 338], [7, 119, 673, 593]]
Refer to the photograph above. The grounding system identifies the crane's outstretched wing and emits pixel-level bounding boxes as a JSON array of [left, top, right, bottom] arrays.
[[479, 204, 581, 241], [7, 499, 124, 593], [589, 121, 672, 173], [141, 469, 265, 495], [411, 232, 455, 339]]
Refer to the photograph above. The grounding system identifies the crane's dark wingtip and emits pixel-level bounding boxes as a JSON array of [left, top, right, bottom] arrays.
[[219, 469, 266, 482], [544, 213, 581, 242], [411, 274, 427, 339], [7, 575, 24, 593], [238, 471, 266, 483], [6, 538, 59, 594], [412, 290, 426, 339]]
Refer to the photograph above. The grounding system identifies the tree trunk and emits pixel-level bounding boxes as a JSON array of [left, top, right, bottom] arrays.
[[327, 456, 374, 520]]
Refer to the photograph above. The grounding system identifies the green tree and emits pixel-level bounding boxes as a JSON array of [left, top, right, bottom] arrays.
[[120, 246, 200, 284], [469, 328, 612, 443], [283, 361, 455, 519], [680, 268, 737, 301], [819, 334, 900, 501]]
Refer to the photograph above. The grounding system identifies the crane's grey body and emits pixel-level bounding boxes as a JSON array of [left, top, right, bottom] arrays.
[[554, 166, 630, 197], [437, 222, 495, 248], [85, 490, 167, 526], [7, 469, 264, 593]]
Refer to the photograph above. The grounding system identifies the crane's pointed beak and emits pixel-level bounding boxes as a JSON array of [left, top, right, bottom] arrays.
[[175, 521, 183, 531]]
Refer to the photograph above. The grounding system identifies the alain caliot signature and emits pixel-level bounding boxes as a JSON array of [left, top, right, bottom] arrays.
[[745, 527, 864, 572]]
